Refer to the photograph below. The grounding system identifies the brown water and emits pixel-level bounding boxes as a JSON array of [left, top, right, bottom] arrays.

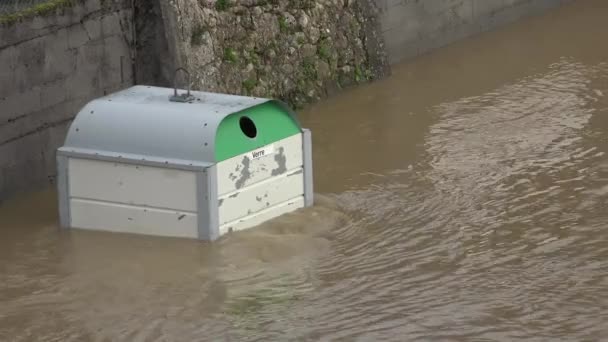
[[2, 1, 608, 340]]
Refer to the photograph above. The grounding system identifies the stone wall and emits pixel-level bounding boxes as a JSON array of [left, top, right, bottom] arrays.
[[152, 0, 390, 109], [376, 0, 571, 64], [0, 0, 573, 199], [0, 0, 134, 200]]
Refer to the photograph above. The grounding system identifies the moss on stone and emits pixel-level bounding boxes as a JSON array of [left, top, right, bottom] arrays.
[[301, 57, 317, 80], [0, 0, 76, 26], [190, 25, 207, 45], [242, 48, 262, 66], [266, 41, 278, 52], [223, 47, 238, 63], [354, 64, 363, 83], [317, 39, 332, 61], [278, 16, 288, 33], [251, 53, 261, 66], [288, 0, 314, 10], [215, 0, 230, 11], [242, 78, 258, 94], [176, 0, 389, 110]]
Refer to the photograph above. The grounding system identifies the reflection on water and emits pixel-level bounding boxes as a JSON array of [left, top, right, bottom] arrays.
[[2, 0, 608, 340]]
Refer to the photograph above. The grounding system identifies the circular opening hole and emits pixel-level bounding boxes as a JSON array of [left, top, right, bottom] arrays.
[[239, 116, 257, 138]]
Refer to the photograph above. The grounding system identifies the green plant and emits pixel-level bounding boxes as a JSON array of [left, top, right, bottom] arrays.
[[223, 47, 238, 63], [190, 25, 207, 45], [354, 65, 363, 83], [301, 57, 317, 80], [266, 41, 278, 52], [278, 16, 288, 33], [317, 39, 331, 60], [297, 35, 306, 44], [296, 78, 306, 89], [242, 78, 258, 94], [215, 0, 230, 11], [0, 0, 74, 25], [336, 79, 343, 89], [243, 48, 262, 66], [251, 53, 261, 66]]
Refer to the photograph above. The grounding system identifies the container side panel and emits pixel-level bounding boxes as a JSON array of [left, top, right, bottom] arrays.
[[68, 158, 197, 212], [196, 168, 220, 241], [215, 102, 301, 161], [302, 129, 314, 207], [218, 169, 304, 225], [56, 155, 70, 228], [219, 196, 305, 236], [216, 134, 303, 195], [70, 199, 198, 238]]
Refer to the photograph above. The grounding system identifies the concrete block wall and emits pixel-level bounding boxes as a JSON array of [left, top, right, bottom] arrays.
[[0, 0, 575, 200], [375, 0, 571, 64], [0, 0, 134, 200]]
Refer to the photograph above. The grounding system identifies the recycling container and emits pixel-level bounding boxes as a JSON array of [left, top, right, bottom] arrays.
[[56, 83, 313, 241]]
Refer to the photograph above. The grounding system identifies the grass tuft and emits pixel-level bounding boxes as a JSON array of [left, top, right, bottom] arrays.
[[0, 0, 76, 26]]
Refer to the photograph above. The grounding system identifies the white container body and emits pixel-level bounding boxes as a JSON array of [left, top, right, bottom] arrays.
[[65, 158, 200, 238], [58, 133, 312, 240], [217, 133, 305, 235]]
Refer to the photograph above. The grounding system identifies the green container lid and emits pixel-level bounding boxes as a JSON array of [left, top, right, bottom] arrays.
[[215, 102, 301, 161]]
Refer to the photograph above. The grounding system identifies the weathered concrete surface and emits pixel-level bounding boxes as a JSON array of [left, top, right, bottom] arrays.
[[133, 0, 173, 87], [376, 0, 572, 64], [0, 0, 574, 200], [0, 0, 134, 200]]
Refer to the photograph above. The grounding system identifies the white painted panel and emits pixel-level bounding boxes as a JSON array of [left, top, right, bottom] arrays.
[[216, 134, 303, 195], [219, 196, 305, 236], [68, 158, 197, 212], [70, 199, 198, 238], [218, 169, 304, 225]]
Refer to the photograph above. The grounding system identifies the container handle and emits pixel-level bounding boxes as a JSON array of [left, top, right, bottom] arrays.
[[170, 67, 195, 102]]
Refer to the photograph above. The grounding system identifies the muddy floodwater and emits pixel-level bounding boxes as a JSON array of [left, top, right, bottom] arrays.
[[2, 1, 608, 340]]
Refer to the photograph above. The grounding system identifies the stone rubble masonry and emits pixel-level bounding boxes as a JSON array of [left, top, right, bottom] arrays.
[[144, 0, 390, 110]]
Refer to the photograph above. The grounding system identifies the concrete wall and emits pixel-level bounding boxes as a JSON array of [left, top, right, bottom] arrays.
[[376, 0, 571, 64], [0, 0, 134, 200], [133, 0, 173, 87], [0, 0, 573, 200]]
